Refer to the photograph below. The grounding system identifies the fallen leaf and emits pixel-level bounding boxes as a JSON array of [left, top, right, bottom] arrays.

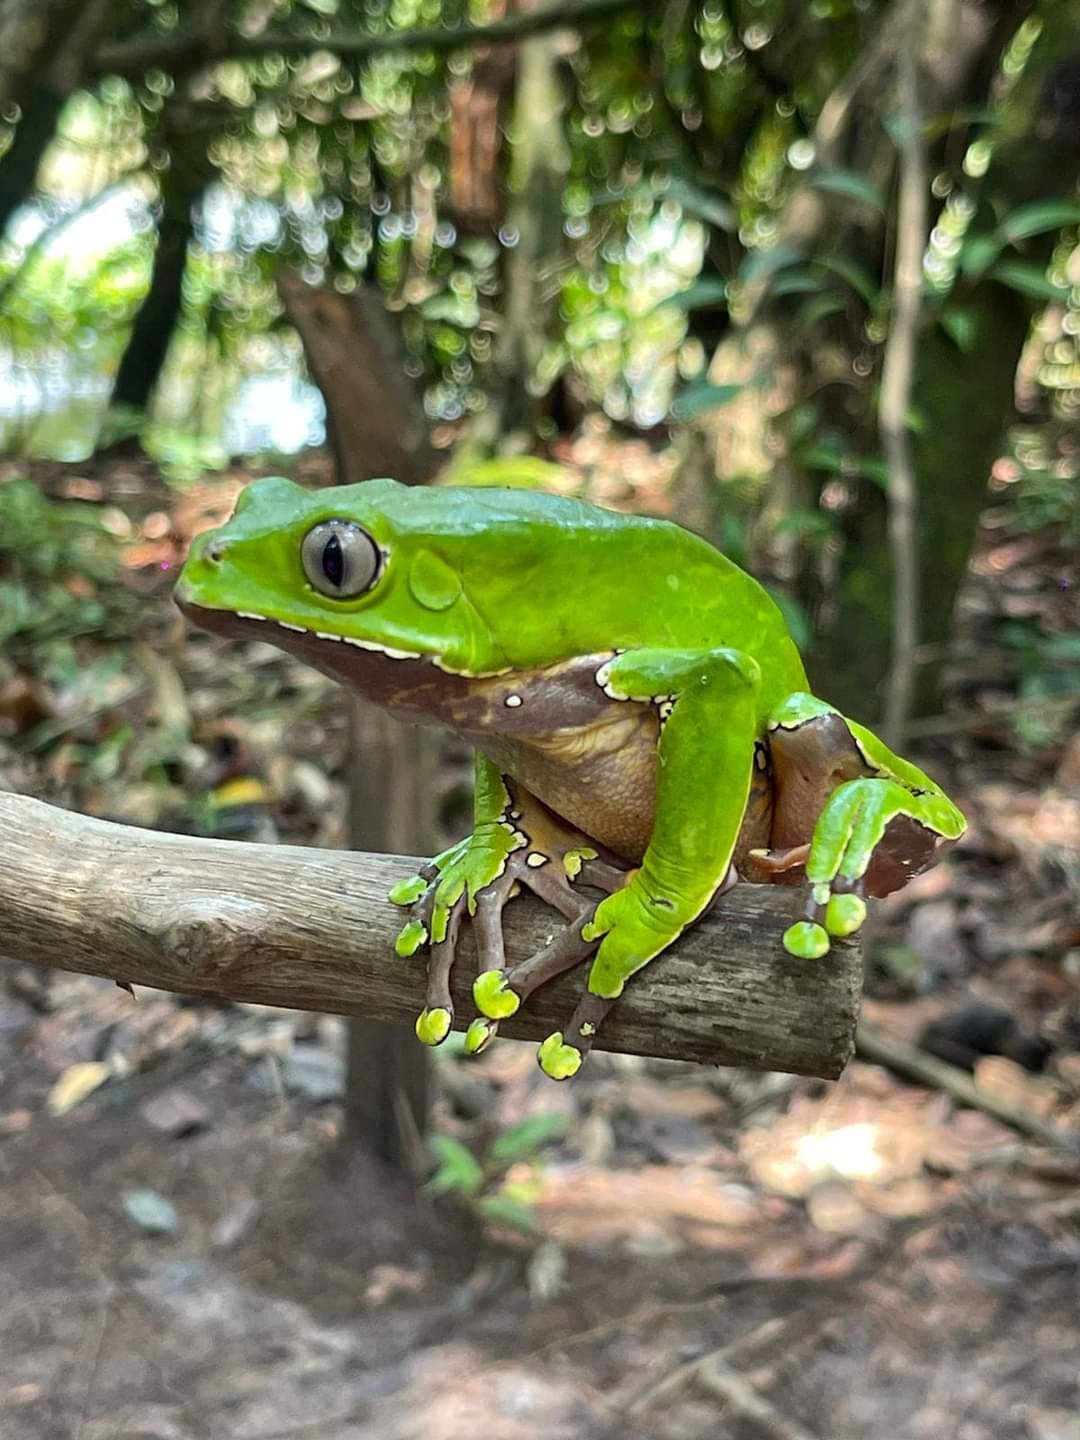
[[47, 1061, 111, 1116], [124, 1189, 180, 1235], [806, 1181, 871, 1235], [139, 1088, 211, 1137], [212, 776, 271, 807], [973, 1056, 1059, 1121]]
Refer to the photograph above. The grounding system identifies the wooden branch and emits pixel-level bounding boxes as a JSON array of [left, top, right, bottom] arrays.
[[94, 0, 640, 83], [0, 794, 859, 1078], [856, 1022, 1080, 1154]]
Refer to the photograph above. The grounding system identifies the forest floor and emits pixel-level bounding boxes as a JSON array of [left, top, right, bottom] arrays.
[[1, 439, 1078, 1440]]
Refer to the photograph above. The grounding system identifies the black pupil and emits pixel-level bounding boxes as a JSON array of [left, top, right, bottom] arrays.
[[322, 532, 344, 588]]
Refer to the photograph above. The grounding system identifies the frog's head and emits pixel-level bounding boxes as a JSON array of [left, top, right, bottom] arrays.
[[175, 475, 503, 676]]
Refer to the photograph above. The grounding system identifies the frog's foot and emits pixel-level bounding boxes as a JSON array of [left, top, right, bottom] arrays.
[[781, 774, 949, 959], [783, 874, 867, 960], [527, 866, 738, 1080], [536, 991, 615, 1080], [394, 801, 627, 1051]]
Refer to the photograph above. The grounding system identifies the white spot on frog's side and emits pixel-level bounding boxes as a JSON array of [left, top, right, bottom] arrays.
[[504, 693, 523, 708], [498, 819, 529, 850], [526, 852, 548, 868], [579, 1021, 596, 1036], [754, 743, 769, 771], [594, 660, 628, 701], [316, 631, 342, 642], [238, 611, 266, 621], [279, 621, 306, 633]]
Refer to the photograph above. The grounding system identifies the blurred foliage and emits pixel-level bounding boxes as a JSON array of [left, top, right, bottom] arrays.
[[426, 1110, 569, 1235], [0, 0, 1077, 711], [0, 477, 134, 662]]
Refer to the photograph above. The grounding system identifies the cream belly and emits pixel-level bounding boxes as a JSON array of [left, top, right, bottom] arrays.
[[475, 706, 660, 864]]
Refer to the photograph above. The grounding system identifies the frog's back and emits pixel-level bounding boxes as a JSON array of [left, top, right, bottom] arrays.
[[396, 485, 805, 704]]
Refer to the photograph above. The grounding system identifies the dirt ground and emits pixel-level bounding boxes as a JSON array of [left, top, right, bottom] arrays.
[[1, 448, 1078, 1439], [2, 1000, 1079, 1440]]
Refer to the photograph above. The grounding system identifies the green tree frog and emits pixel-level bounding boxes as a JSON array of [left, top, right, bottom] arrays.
[[176, 475, 965, 1080]]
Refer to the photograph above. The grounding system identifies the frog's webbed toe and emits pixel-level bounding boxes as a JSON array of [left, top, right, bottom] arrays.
[[467, 849, 608, 1054]]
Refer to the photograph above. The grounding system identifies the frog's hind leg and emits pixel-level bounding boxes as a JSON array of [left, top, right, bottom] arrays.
[[465, 812, 628, 1054], [765, 693, 966, 958]]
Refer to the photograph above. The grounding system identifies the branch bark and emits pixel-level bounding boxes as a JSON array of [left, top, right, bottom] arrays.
[[0, 793, 860, 1079], [94, 0, 639, 82]]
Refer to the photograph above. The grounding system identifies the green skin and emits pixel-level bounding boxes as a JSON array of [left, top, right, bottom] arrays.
[[176, 474, 965, 1080]]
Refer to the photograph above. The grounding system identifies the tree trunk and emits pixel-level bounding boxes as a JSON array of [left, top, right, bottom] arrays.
[[111, 160, 208, 411], [467, 14, 569, 451], [280, 270, 442, 1172], [345, 708, 438, 1174], [809, 9, 1080, 716], [0, 0, 112, 238], [276, 274, 439, 487]]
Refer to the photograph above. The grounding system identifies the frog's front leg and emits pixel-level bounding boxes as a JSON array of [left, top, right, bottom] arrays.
[[389, 751, 622, 1050], [475, 647, 760, 1079], [763, 694, 966, 959]]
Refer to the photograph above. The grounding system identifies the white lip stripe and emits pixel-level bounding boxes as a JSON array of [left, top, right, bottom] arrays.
[[237, 611, 266, 621]]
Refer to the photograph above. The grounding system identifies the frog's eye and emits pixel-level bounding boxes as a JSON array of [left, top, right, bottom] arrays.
[[301, 520, 380, 598]]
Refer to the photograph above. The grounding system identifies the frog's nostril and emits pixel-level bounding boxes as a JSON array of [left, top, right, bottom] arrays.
[[206, 540, 227, 563]]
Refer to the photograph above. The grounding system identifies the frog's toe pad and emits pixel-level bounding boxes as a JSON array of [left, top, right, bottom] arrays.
[[825, 892, 866, 937], [415, 1006, 452, 1046], [464, 1017, 497, 1056], [537, 1032, 582, 1081], [473, 969, 521, 1020], [783, 920, 831, 960], [389, 873, 428, 906], [394, 920, 428, 957]]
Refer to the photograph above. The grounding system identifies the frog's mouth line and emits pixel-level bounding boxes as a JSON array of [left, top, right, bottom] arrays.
[[175, 596, 491, 716], [175, 597, 421, 660]]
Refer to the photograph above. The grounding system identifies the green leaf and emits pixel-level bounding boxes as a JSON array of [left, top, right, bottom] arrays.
[[807, 168, 886, 212], [1000, 200, 1080, 244], [772, 509, 836, 542], [663, 176, 737, 232], [737, 243, 804, 287], [959, 232, 1003, 279], [940, 306, 979, 353], [797, 442, 889, 488], [816, 253, 880, 308], [426, 1135, 484, 1197], [475, 1193, 541, 1235], [987, 260, 1068, 302], [796, 292, 847, 328], [651, 277, 728, 314], [490, 1112, 568, 1165], [672, 380, 746, 419], [768, 270, 824, 298]]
